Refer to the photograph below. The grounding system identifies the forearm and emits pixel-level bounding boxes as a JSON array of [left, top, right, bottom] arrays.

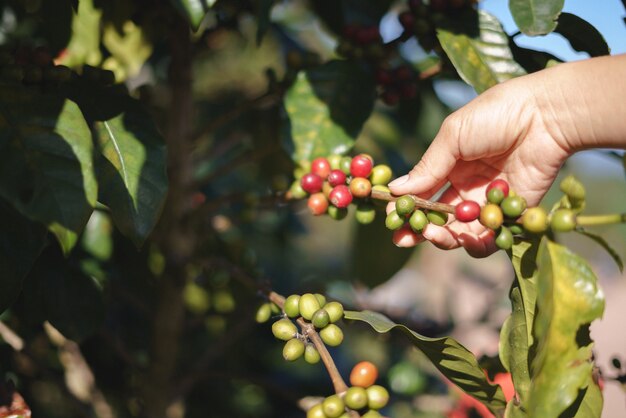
[[531, 54, 626, 152]]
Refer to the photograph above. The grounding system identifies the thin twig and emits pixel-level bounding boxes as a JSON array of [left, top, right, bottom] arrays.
[[370, 188, 455, 214]]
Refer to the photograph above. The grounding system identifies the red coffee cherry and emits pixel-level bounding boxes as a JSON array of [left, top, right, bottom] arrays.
[[327, 169, 347, 187], [329, 185, 353, 208], [455, 200, 480, 222], [486, 179, 510, 198], [301, 173, 323, 193], [349, 177, 372, 198], [311, 157, 331, 179], [350, 361, 379, 388], [350, 154, 373, 178], [307, 193, 329, 215]]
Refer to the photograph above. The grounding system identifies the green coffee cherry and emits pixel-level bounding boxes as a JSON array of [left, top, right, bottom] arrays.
[[307, 403, 326, 418], [355, 203, 376, 224], [372, 185, 391, 194], [385, 211, 404, 230], [312, 309, 331, 329], [320, 324, 344, 346], [328, 206, 348, 220], [284, 294, 301, 318], [370, 165, 393, 185], [559, 175, 585, 201], [366, 385, 390, 409], [304, 344, 321, 364], [272, 319, 297, 341], [509, 223, 524, 235], [495, 227, 513, 250], [362, 411, 382, 418], [323, 301, 344, 323], [328, 154, 342, 170], [299, 293, 321, 320], [283, 338, 305, 361], [395, 195, 416, 217], [409, 210, 428, 232], [480, 204, 504, 230], [315, 293, 327, 307], [501, 196, 527, 218], [322, 395, 345, 418], [551, 209, 576, 232], [522, 207, 548, 234], [255, 303, 272, 323], [427, 210, 448, 226], [487, 187, 505, 205], [344, 386, 368, 410], [340, 156, 352, 175], [289, 181, 308, 199]]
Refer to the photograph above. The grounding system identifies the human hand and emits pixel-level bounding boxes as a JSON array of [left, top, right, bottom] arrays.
[[387, 74, 571, 257]]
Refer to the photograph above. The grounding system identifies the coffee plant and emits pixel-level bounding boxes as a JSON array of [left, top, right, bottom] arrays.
[[0, 0, 624, 417]]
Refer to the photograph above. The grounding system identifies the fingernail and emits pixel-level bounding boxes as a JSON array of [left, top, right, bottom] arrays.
[[388, 175, 409, 188]]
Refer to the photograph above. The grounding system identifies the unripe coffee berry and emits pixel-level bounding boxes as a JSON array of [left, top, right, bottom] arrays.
[[329, 185, 353, 208], [350, 361, 378, 388], [308, 193, 329, 215], [551, 209, 576, 232], [283, 338, 305, 361], [560, 175, 585, 201], [350, 154, 373, 178], [366, 385, 390, 409], [522, 207, 548, 234], [495, 226, 513, 250], [289, 181, 307, 199], [362, 411, 382, 418], [427, 210, 448, 226], [350, 177, 372, 198], [301, 173, 323, 193], [487, 187, 505, 205], [312, 309, 331, 328], [272, 319, 297, 341], [299, 293, 321, 320], [480, 204, 504, 230], [323, 182, 333, 198], [328, 154, 342, 170], [395, 195, 416, 217], [283, 294, 301, 318], [487, 179, 510, 197], [328, 206, 348, 220], [340, 156, 352, 175], [311, 157, 331, 179], [501, 196, 527, 218], [455, 200, 480, 222], [320, 324, 344, 346], [323, 301, 344, 323], [409, 210, 428, 232], [304, 344, 321, 364], [328, 169, 347, 187], [509, 223, 524, 235], [322, 395, 345, 418], [385, 211, 404, 230], [355, 203, 376, 224], [370, 164, 393, 186], [255, 303, 272, 323], [315, 293, 327, 307], [307, 404, 326, 418], [344, 386, 368, 410]]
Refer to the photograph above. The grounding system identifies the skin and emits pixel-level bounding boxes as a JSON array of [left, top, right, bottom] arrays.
[[387, 54, 626, 257]]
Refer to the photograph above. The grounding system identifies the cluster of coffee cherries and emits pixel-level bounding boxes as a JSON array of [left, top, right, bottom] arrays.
[[288, 154, 393, 225], [335, 24, 386, 62], [385, 195, 450, 236], [307, 361, 389, 418], [257, 293, 346, 362], [375, 65, 419, 106]]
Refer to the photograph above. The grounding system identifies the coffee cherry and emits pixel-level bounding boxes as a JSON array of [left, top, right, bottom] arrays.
[[372, 184, 391, 194], [350, 177, 372, 198], [350, 155, 373, 178], [353, 203, 375, 224], [495, 227, 513, 250], [370, 164, 393, 185], [501, 196, 527, 218], [307, 403, 326, 418], [320, 324, 344, 346], [328, 154, 342, 170], [272, 319, 297, 341], [289, 181, 308, 199], [329, 185, 353, 208], [350, 361, 378, 388], [312, 309, 331, 328], [283, 338, 305, 361], [328, 169, 347, 187], [362, 411, 382, 418], [328, 206, 348, 220], [322, 182, 333, 198], [395, 195, 416, 217], [304, 344, 321, 364], [315, 293, 327, 307], [487, 179, 510, 198], [255, 303, 272, 323], [487, 187, 505, 205], [323, 301, 344, 323], [340, 156, 352, 175], [308, 193, 329, 215], [551, 209, 576, 232], [509, 223, 524, 235], [385, 211, 404, 231], [522, 207, 548, 234], [480, 204, 504, 230], [322, 395, 345, 418], [409, 210, 428, 232], [284, 294, 301, 318], [455, 200, 480, 222], [344, 386, 368, 410], [427, 210, 448, 226], [301, 173, 324, 193], [559, 175, 585, 201], [299, 293, 322, 320], [311, 157, 331, 179], [366, 385, 390, 409]]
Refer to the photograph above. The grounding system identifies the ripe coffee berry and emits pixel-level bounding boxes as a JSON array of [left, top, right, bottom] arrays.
[[395, 195, 416, 217], [301, 173, 323, 193], [327, 169, 347, 187], [350, 361, 378, 388], [455, 200, 480, 222], [311, 157, 331, 179], [329, 185, 353, 208], [480, 204, 504, 230], [487, 179, 510, 198], [350, 177, 372, 198], [522, 207, 548, 233], [308, 193, 329, 215], [350, 154, 373, 178]]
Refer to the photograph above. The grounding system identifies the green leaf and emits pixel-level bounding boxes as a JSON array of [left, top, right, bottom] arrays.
[[509, 240, 539, 346], [509, 0, 564, 36], [508, 39, 563, 73], [0, 199, 47, 314], [92, 99, 168, 247], [58, 0, 103, 68], [284, 60, 376, 162], [576, 230, 623, 272], [0, 83, 97, 254], [555, 13, 610, 57], [345, 310, 507, 415], [527, 239, 604, 416], [437, 11, 526, 93], [170, 0, 216, 31]]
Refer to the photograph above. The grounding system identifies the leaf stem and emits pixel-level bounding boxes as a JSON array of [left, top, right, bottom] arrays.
[[576, 213, 626, 226]]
